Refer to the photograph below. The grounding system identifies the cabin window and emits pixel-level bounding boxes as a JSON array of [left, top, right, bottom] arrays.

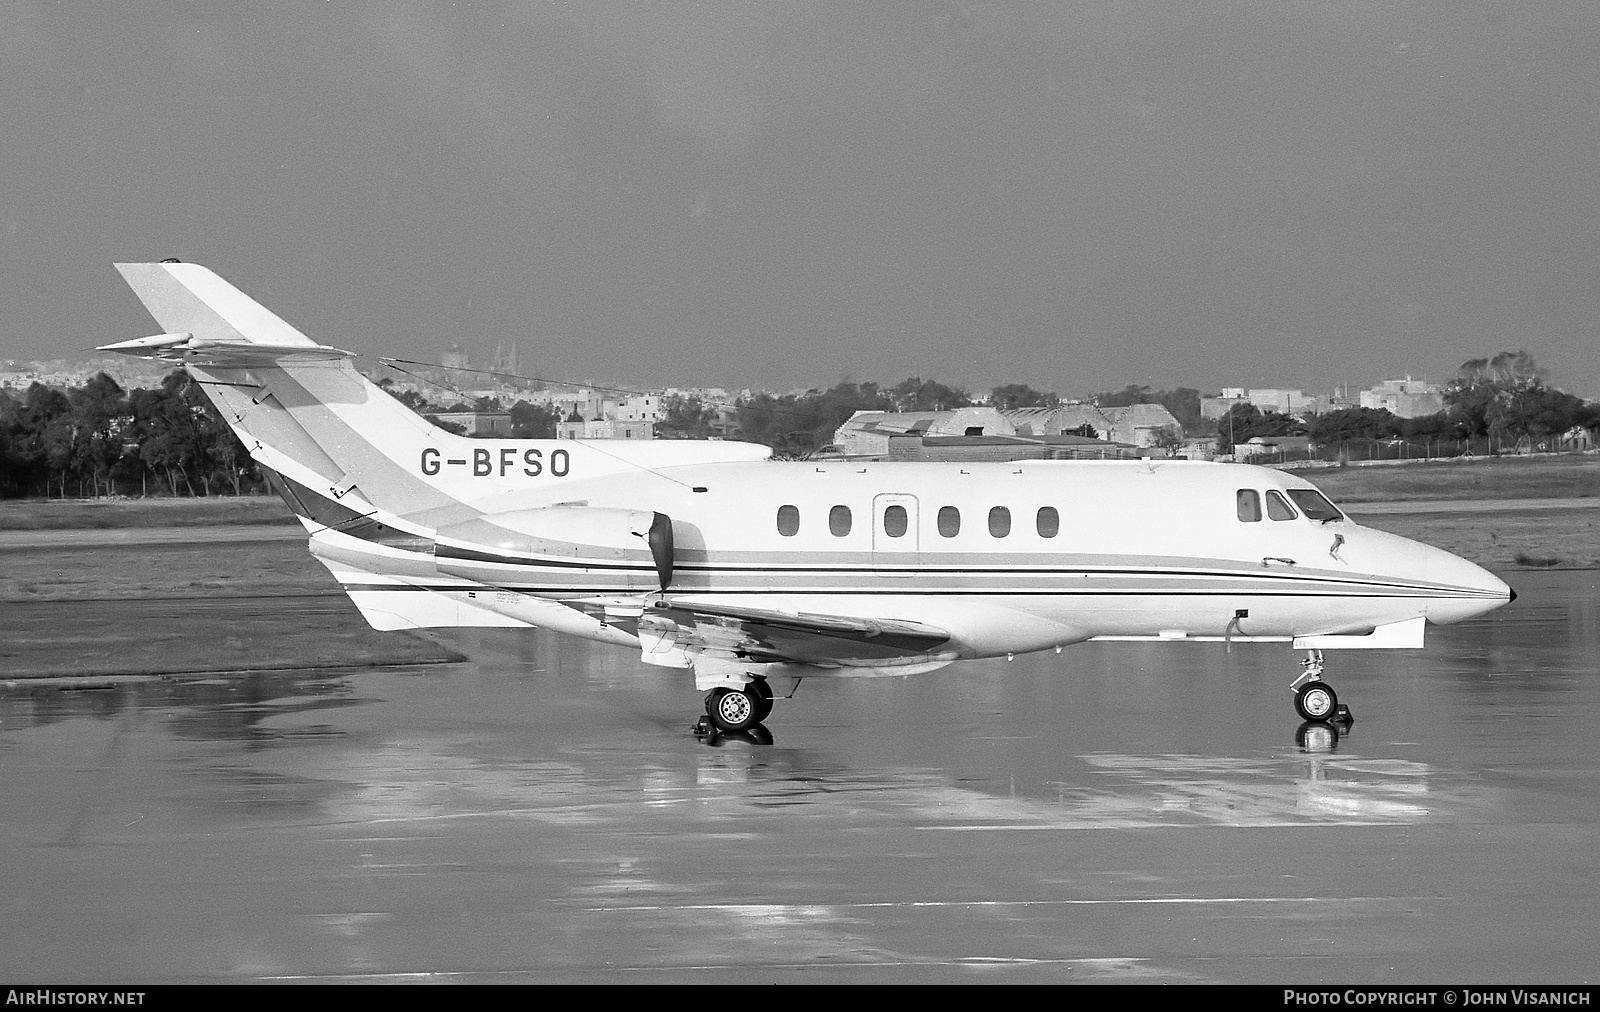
[[988, 506, 1011, 538], [1036, 506, 1060, 538], [829, 505, 852, 537], [1266, 490, 1297, 521], [1236, 489, 1262, 523], [883, 504, 908, 537], [937, 506, 961, 538], [776, 504, 800, 537], [1287, 489, 1343, 522]]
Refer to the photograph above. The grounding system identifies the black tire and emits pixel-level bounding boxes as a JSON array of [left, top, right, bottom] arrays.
[[748, 679, 774, 723], [708, 686, 762, 732], [1295, 681, 1339, 722]]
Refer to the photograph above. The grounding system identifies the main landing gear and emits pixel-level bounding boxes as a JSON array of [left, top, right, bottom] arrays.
[[1289, 649, 1353, 725], [692, 678, 774, 738]]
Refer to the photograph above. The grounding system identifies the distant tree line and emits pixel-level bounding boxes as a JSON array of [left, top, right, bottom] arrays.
[[7, 352, 1594, 498], [0, 372, 576, 499], [0, 371, 258, 499], [1214, 351, 1599, 454]]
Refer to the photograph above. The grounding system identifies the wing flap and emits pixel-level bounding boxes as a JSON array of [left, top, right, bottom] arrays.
[[648, 599, 951, 664]]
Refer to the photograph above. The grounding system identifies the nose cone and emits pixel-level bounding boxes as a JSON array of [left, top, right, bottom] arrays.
[[1414, 541, 1514, 625], [1348, 527, 1512, 625]]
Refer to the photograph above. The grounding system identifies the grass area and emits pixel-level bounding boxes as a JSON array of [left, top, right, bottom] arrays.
[[2, 596, 462, 678], [1357, 510, 1600, 572], [1286, 452, 1600, 502], [0, 540, 461, 677], [1, 540, 332, 602], [0, 495, 296, 530]]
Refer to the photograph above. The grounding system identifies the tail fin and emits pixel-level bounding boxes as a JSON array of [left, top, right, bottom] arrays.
[[107, 262, 471, 525], [106, 262, 772, 531], [114, 262, 321, 351]]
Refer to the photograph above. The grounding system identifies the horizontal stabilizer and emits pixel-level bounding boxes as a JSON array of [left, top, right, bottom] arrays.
[[115, 262, 320, 348], [97, 332, 354, 365]]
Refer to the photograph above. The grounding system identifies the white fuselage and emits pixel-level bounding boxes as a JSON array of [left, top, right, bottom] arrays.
[[314, 455, 1510, 663]]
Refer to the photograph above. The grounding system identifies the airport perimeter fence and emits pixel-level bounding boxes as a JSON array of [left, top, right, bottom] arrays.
[[1239, 435, 1591, 468]]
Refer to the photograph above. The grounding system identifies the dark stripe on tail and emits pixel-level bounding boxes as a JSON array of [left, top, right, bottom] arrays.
[[260, 465, 434, 553]]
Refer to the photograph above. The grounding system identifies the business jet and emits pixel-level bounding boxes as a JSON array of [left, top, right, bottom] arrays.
[[103, 261, 1513, 735]]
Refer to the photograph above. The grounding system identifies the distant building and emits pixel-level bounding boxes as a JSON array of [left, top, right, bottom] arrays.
[[428, 411, 513, 437], [1177, 436, 1218, 461], [610, 393, 661, 425], [1313, 384, 1363, 415], [1558, 426, 1594, 452], [492, 341, 520, 378], [1099, 404, 1183, 447], [1004, 403, 1181, 448], [1359, 377, 1444, 418], [1202, 388, 1317, 420], [830, 407, 1145, 461], [1005, 405, 1114, 440], [441, 344, 470, 370], [1233, 435, 1312, 460], [665, 386, 730, 404], [0, 356, 174, 392], [556, 416, 655, 440], [710, 403, 740, 440], [833, 407, 1015, 457], [878, 434, 1141, 462]]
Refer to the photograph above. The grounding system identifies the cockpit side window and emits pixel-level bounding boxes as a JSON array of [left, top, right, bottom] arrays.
[[1286, 489, 1343, 522], [1236, 489, 1262, 523], [1265, 490, 1297, 521]]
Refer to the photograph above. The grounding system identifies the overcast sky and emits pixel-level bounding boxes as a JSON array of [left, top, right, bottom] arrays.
[[3, 1, 1598, 398]]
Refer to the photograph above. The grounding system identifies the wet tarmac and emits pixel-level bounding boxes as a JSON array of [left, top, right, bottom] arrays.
[[1, 569, 1597, 983]]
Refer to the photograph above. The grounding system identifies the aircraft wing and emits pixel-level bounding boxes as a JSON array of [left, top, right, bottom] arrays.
[[643, 599, 953, 665]]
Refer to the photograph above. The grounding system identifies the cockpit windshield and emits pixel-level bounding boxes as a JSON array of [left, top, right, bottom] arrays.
[[1286, 488, 1343, 523]]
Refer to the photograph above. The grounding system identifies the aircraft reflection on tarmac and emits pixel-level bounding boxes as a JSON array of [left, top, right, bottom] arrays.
[[704, 720, 1353, 755], [692, 718, 1352, 754], [0, 670, 1471, 831], [696, 723, 776, 747], [1296, 718, 1351, 753]]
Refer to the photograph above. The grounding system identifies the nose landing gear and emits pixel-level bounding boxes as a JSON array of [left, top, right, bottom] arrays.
[[1289, 649, 1353, 724], [1295, 680, 1339, 722]]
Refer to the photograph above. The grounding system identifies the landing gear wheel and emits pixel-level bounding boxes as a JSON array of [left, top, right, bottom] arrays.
[[706, 687, 762, 732], [1294, 681, 1339, 723]]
